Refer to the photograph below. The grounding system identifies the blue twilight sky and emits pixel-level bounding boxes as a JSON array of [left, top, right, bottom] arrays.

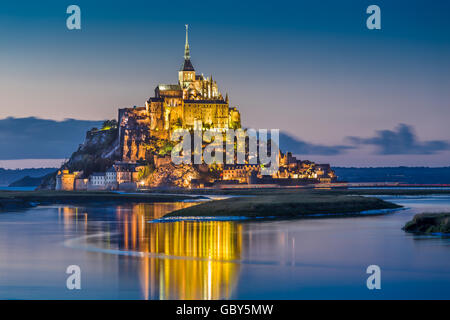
[[0, 0, 449, 167]]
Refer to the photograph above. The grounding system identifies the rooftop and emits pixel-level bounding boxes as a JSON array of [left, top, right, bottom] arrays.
[[184, 99, 227, 104], [91, 172, 106, 177], [157, 84, 182, 91], [181, 58, 195, 71]]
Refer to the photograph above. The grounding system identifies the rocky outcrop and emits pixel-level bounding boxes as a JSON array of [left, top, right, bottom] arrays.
[[70, 128, 121, 163], [119, 108, 156, 162], [145, 163, 200, 188], [121, 126, 151, 162], [403, 213, 450, 234], [39, 128, 120, 189]]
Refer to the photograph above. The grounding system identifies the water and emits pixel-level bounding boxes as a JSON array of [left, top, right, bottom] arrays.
[[0, 187, 36, 191], [0, 196, 449, 300]]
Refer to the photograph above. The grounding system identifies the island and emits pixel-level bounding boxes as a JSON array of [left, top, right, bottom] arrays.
[[161, 189, 401, 219], [41, 27, 337, 193], [403, 213, 450, 234]]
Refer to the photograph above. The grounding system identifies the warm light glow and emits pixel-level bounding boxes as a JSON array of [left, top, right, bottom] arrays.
[[117, 203, 242, 300]]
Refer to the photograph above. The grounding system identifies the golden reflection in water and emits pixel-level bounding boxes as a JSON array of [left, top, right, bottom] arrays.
[[118, 203, 243, 300], [60, 203, 243, 300], [59, 206, 88, 233]]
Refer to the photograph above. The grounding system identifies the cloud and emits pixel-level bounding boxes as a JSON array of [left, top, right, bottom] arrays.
[[2, 118, 445, 162], [0, 117, 104, 160], [347, 124, 450, 155], [279, 132, 353, 156], [0, 117, 353, 160]]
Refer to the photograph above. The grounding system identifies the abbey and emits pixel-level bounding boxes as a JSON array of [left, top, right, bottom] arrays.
[[119, 26, 241, 161], [52, 26, 337, 190]]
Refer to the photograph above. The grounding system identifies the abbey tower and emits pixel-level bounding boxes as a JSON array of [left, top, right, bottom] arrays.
[[119, 25, 241, 161]]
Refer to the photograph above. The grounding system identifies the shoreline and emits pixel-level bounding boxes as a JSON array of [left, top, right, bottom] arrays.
[[0, 190, 207, 212], [151, 207, 405, 223], [137, 188, 450, 197], [3, 188, 449, 221]]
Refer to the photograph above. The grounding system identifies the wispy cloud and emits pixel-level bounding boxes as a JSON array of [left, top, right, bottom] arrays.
[[280, 132, 353, 156], [347, 124, 450, 155]]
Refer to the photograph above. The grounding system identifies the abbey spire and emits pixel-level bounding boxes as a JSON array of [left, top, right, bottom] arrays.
[[184, 24, 190, 60], [180, 24, 195, 72], [179, 24, 196, 88]]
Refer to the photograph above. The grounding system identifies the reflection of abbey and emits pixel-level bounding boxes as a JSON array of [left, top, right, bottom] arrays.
[[118, 25, 241, 162]]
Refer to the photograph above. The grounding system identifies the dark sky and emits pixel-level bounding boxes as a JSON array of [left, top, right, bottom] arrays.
[[0, 0, 449, 167]]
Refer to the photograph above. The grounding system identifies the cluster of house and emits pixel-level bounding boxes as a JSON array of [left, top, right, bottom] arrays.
[[56, 152, 336, 191], [55, 162, 145, 191], [217, 151, 336, 186], [276, 151, 336, 182]]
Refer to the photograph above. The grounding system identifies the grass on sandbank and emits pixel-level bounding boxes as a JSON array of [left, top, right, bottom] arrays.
[[0, 190, 205, 212], [164, 192, 402, 219], [403, 213, 450, 234]]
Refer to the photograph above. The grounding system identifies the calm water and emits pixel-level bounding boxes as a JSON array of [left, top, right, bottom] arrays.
[[0, 187, 36, 191], [0, 196, 449, 300]]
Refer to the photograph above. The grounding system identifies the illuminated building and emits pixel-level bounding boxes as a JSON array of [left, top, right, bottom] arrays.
[[55, 169, 81, 191], [119, 25, 241, 161]]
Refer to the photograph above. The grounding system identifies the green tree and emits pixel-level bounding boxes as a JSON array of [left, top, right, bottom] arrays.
[[101, 119, 118, 130], [158, 140, 175, 156]]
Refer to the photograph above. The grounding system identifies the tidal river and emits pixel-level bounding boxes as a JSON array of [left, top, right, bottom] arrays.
[[0, 195, 449, 299]]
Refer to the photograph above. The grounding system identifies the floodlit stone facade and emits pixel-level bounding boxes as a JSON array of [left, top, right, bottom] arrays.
[[56, 170, 81, 191]]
